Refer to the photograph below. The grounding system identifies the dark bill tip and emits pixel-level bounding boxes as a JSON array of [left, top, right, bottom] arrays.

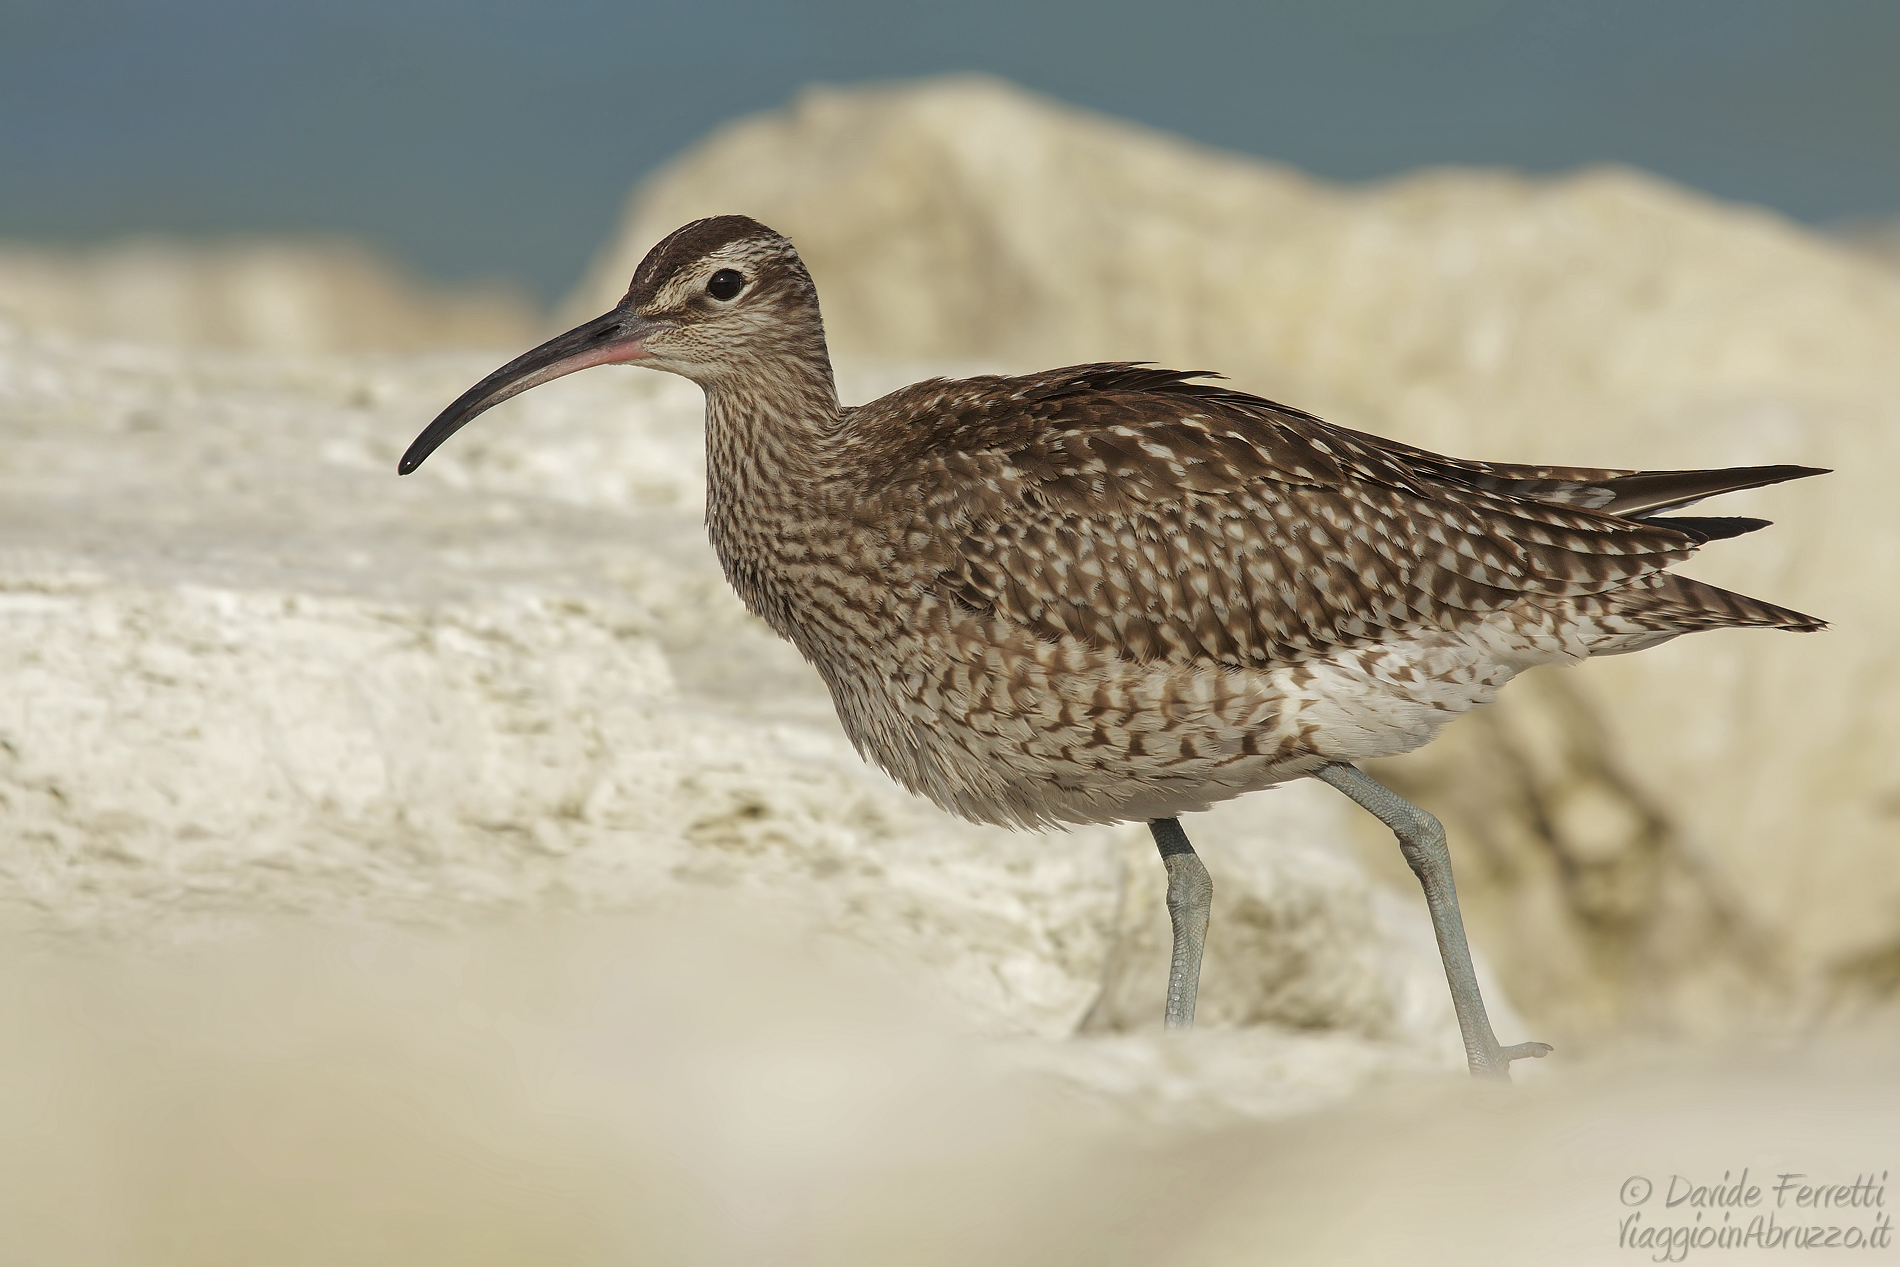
[[398, 308, 655, 475]]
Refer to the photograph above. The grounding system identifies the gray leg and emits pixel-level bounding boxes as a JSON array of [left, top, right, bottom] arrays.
[[1150, 817, 1212, 1030], [1314, 762, 1552, 1080]]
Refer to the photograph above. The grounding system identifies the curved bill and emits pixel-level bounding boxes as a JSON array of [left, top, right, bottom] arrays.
[[398, 307, 661, 475]]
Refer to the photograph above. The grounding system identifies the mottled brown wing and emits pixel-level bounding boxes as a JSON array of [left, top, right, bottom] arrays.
[[859, 366, 1705, 667]]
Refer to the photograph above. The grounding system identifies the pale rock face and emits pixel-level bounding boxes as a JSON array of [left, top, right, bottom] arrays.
[[0, 321, 1484, 1118], [577, 75, 1900, 1042], [5, 76, 1897, 1256], [0, 237, 540, 353]]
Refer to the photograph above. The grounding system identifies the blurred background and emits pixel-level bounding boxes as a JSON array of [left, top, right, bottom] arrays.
[[3, 3, 1899, 1261], [4, 0, 1898, 335]]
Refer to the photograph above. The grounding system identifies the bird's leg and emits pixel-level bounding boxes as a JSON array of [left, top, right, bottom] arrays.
[[1150, 817, 1212, 1030], [1313, 762, 1552, 1080]]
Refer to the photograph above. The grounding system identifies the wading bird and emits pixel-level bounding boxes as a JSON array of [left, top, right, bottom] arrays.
[[401, 216, 1823, 1079]]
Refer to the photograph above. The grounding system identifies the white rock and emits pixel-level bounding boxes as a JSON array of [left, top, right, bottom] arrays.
[[11, 76, 1895, 1251], [576, 75, 1900, 1041], [0, 236, 539, 353], [0, 321, 1484, 1117]]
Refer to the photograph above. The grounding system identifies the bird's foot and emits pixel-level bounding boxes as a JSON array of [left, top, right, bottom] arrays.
[[1470, 1039, 1554, 1081]]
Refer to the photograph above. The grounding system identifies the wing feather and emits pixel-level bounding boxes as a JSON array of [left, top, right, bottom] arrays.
[[849, 365, 1813, 666]]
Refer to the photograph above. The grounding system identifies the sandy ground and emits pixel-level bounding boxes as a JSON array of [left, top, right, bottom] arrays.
[[4, 914, 1895, 1265]]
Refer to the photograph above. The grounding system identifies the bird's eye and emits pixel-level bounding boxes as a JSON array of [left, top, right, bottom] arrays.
[[706, 269, 745, 301]]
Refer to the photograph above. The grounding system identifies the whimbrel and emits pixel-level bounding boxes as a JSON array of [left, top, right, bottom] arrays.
[[400, 215, 1824, 1079]]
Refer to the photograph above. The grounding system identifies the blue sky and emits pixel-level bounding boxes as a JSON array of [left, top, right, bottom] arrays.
[[3, 0, 1895, 300]]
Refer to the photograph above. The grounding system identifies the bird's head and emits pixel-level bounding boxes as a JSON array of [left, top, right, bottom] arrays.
[[399, 215, 827, 475]]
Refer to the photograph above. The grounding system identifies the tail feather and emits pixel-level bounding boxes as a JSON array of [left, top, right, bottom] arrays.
[[1352, 428, 1828, 519], [1645, 515, 1772, 543], [1603, 465, 1829, 517], [1628, 574, 1826, 633]]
